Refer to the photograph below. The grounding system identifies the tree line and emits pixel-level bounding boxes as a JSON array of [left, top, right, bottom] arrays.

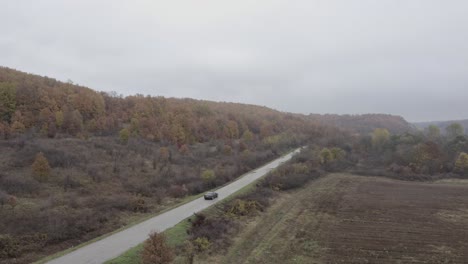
[[0, 67, 324, 145]]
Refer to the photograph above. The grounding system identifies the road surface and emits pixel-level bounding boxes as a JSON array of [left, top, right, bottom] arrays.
[[46, 148, 302, 264]]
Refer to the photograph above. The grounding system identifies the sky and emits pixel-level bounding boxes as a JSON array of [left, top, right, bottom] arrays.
[[1, 0, 468, 122]]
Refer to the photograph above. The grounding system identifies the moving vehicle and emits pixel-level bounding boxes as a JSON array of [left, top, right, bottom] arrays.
[[204, 191, 218, 200]]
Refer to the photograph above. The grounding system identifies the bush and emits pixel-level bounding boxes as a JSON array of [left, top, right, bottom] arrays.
[[119, 128, 130, 144], [0, 174, 40, 195], [225, 199, 263, 217], [0, 235, 19, 258], [188, 214, 233, 245], [32, 152, 51, 182], [263, 169, 321, 191], [141, 232, 174, 264], [192, 237, 211, 253], [132, 197, 148, 213], [238, 187, 273, 209], [42, 149, 77, 168]]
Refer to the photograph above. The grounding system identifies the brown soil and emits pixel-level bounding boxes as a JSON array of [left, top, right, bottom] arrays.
[[217, 174, 468, 264], [323, 175, 468, 263]]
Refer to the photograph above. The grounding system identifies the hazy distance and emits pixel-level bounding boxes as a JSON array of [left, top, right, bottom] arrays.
[[1, 0, 467, 122]]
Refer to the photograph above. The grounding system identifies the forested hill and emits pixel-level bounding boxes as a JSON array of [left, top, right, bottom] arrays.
[[414, 119, 468, 134], [0, 67, 323, 142], [308, 113, 411, 134], [0, 66, 411, 141]]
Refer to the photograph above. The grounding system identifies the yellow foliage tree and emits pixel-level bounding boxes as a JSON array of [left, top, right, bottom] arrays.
[[330, 147, 345, 160], [32, 152, 51, 182], [225, 120, 239, 139], [55, 110, 64, 128], [320, 148, 333, 164], [242, 129, 254, 141], [371, 128, 390, 149], [119, 128, 130, 143], [159, 147, 170, 162], [201, 169, 215, 182], [455, 152, 468, 172]]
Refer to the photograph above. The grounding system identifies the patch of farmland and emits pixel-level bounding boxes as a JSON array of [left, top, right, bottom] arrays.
[[216, 173, 468, 264]]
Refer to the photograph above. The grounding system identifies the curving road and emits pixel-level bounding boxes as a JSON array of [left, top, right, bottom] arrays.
[[46, 148, 302, 264]]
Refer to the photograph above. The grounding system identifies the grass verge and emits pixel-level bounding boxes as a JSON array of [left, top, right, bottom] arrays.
[[105, 218, 192, 264]]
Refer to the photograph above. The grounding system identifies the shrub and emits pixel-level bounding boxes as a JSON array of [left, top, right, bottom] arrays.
[[188, 214, 233, 248], [0, 235, 20, 258], [32, 152, 51, 182], [192, 237, 211, 253], [141, 232, 174, 264], [238, 187, 273, 208], [42, 149, 77, 168], [181, 240, 195, 264], [119, 128, 130, 144], [0, 174, 40, 195], [7, 195, 17, 210], [132, 197, 148, 213], [320, 148, 333, 164], [262, 167, 321, 191], [225, 199, 263, 217]]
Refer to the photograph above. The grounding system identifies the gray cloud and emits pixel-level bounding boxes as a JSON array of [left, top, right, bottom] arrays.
[[1, 0, 468, 122]]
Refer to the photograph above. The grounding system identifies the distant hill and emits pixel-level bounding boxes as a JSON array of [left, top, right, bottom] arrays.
[[307, 113, 411, 134], [413, 119, 468, 134], [0, 66, 324, 142], [0, 66, 412, 140]]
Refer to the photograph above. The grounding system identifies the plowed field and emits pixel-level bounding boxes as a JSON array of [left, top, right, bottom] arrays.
[[216, 174, 468, 264]]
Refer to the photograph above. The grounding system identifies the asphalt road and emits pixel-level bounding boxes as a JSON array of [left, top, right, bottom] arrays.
[[46, 148, 302, 264]]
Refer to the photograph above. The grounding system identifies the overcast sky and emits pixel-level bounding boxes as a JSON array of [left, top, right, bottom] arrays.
[[1, 1, 467, 122]]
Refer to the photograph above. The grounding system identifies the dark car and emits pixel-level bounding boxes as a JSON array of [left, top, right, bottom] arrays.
[[204, 192, 218, 200]]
